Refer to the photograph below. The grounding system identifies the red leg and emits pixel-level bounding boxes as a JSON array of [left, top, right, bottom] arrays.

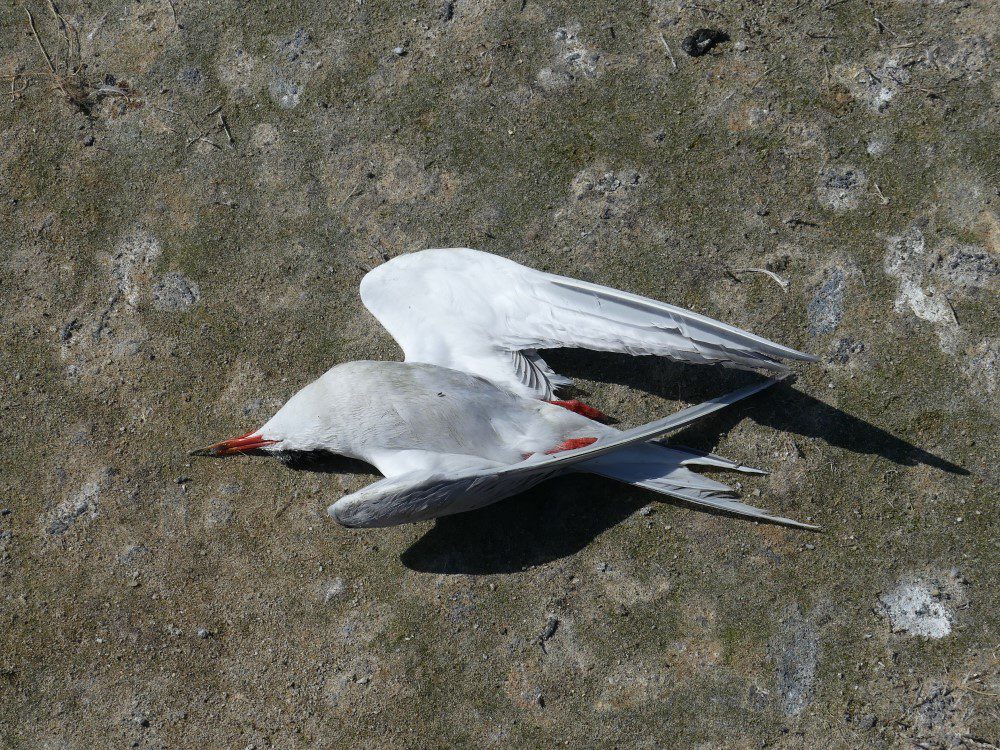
[[546, 400, 612, 423]]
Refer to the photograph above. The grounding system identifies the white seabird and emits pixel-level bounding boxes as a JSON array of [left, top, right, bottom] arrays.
[[192, 249, 818, 530]]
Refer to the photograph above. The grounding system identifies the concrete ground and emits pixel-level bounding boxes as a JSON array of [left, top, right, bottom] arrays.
[[1, 0, 997, 747]]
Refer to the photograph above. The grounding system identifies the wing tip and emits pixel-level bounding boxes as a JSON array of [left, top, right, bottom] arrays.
[[792, 351, 821, 363], [750, 348, 819, 371], [767, 517, 822, 531], [735, 512, 820, 531]]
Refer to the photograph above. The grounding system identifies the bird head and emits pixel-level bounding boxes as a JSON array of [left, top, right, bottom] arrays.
[[189, 375, 339, 458]]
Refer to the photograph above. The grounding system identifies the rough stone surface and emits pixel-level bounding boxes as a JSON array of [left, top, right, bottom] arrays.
[[807, 267, 846, 335], [772, 609, 819, 717], [152, 272, 201, 311], [877, 571, 968, 640], [1, 1, 997, 748]]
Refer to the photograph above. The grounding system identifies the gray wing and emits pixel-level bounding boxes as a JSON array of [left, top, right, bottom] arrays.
[[360, 248, 817, 399], [328, 378, 817, 530]]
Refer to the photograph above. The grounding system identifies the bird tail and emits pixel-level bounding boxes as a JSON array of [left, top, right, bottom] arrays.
[[579, 443, 818, 530]]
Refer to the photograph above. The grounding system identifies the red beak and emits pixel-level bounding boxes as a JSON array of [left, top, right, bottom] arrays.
[[189, 431, 278, 457]]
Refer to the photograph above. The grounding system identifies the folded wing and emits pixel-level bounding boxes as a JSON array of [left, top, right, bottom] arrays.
[[361, 248, 816, 399], [328, 378, 816, 530]]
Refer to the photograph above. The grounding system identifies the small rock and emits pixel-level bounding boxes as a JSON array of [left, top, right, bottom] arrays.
[[773, 611, 818, 717], [866, 138, 889, 156], [196, 628, 211, 639], [48, 482, 99, 535], [60, 318, 80, 342], [280, 28, 311, 62], [931, 246, 997, 290], [242, 398, 264, 416], [681, 28, 730, 57], [830, 336, 865, 365], [817, 166, 868, 212], [392, 46, 407, 56]]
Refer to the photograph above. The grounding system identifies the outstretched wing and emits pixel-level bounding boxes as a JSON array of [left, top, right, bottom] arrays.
[[360, 248, 816, 399], [328, 378, 816, 530]]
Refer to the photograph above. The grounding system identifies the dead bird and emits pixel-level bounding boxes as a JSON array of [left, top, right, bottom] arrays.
[[191, 249, 817, 530]]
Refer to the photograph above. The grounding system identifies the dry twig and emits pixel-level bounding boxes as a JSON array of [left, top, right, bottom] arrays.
[[24, 8, 57, 76], [658, 33, 677, 70], [219, 112, 234, 146], [44, 0, 74, 70]]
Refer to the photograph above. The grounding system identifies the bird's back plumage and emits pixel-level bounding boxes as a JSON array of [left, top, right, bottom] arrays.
[[261, 360, 601, 469]]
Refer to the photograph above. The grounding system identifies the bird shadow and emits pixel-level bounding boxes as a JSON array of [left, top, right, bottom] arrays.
[[543, 349, 966, 475], [400, 474, 648, 575], [279, 450, 379, 476], [397, 349, 966, 575]]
